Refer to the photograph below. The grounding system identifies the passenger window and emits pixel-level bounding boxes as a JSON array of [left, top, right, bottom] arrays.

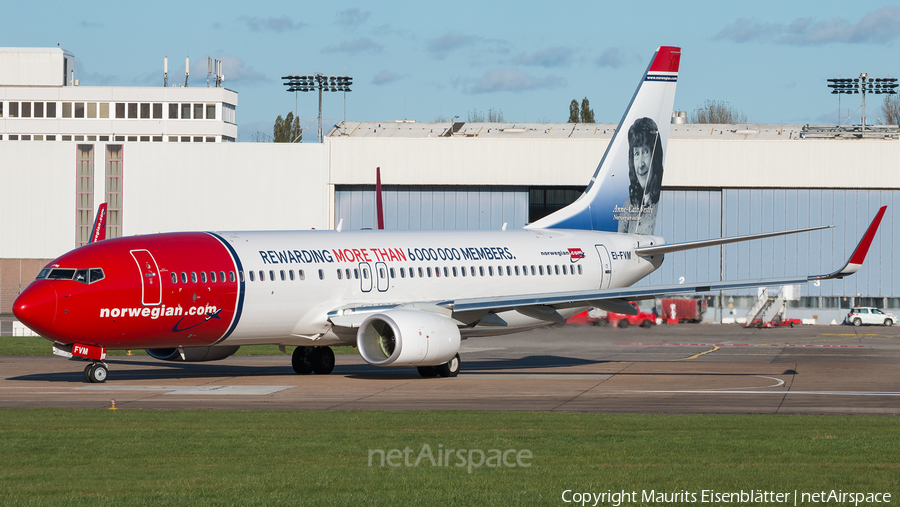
[[210, 272, 217, 283], [539, 266, 544, 276], [470, 267, 476, 277], [530, 266, 536, 275], [220, 271, 226, 282], [497, 266, 502, 276], [427, 267, 433, 277], [90, 268, 105, 283], [280, 270, 286, 281], [578, 265, 583, 275], [506, 266, 511, 276], [433, 267, 439, 278], [171, 273, 178, 284], [259, 271, 265, 281], [337, 269, 343, 280], [515, 266, 520, 276], [299, 270, 306, 280], [546, 265, 552, 275], [318, 269, 324, 280], [269, 270, 275, 281], [460, 266, 466, 277], [353, 269, 359, 279], [346, 268, 352, 279], [289, 270, 295, 281], [390, 268, 395, 278], [555, 265, 560, 275], [562, 265, 568, 275], [479, 266, 485, 277], [380, 268, 387, 279], [249, 271, 255, 282], [181, 272, 188, 283], [201, 272, 207, 283], [452, 267, 458, 277], [400, 267, 406, 278], [363, 269, 369, 279], [418, 268, 424, 278], [238, 271, 244, 282], [191, 272, 198, 283]]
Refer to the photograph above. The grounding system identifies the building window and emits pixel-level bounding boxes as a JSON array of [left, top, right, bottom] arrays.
[[206, 137, 215, 143], [105, 145, 123, 239], [153, 103, 163, 119], [75, 135, 84, 141], [34, 102, 44, 118], [115, 103, 125, 118], [194, 103, 203, 119], [0, 102, 3, 117], [9, 135, 18, 140], [127, 103, 138, 119], [87, 103, 97, 118], [169, 136, 178, 142], [21, 102, 31, 118], [223, 103, 236, 124], [181, 136, 190, 142], [169, 103, 178, 119], [140, 136, 150, 142], [87, 136, 96, 141], [206, 104, 216, 119], [76, 145, 94, 247], [181, 103, 191, 119], [193, 136, 202, 143], [46, 102, 56, 118], [99, 103, 109, 118], [21, 135, 31, 141], [75, 102, 85, 118], [9, 102, 18, 117], [140, 103, 150, 119], [127, 136, 137, 142], [46, 135, 56, 141], [152, 136, 163, 142]]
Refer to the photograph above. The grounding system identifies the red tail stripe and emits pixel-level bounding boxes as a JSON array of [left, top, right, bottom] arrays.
[[649, 46, 681, 73], [848, 206, 887, 265]]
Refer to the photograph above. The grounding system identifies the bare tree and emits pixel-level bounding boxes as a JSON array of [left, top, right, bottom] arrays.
[[690, 100, 748, 124], [487, 107, 504, 122], [881, 95, 900, 125], [468, 108, 505, 122]]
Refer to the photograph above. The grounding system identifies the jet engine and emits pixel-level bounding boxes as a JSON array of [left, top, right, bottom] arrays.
[[145, 345, 240, 362], [357, 310, 460, 367]]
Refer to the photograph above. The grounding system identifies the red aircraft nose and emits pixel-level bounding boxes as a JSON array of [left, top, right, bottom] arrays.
[[13, 283, 59, 337]]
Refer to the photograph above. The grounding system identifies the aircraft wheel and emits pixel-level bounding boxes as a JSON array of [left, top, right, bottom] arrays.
[[885, 319, 893, 327], [87, 364, 108, 383], [83, 364, 94, 383], [291, 347, 313, 375], [437, 354, 461, 378], [417, 366, 440, 378], [853, 318, 862, 327], [311, 346, 335, 375]]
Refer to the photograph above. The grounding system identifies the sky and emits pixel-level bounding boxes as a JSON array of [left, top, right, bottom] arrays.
[[6, 1, 900, 141]]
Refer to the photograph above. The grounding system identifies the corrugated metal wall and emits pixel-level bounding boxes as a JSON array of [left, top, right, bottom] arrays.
[[641, 189, 897, 299], [335, 185, 528, 231]]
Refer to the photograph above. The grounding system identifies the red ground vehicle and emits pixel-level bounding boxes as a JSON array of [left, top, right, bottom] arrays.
[[659, 298, 706, 324], [603, 302, 657, 328]]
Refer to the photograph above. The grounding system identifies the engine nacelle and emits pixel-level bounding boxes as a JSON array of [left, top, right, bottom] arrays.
[[145, 345, 240, 362], [357, 310, 460, 367]]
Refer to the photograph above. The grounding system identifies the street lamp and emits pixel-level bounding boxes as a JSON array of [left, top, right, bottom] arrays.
[[282, 73, 353, 143], [827, 74, 897, 129]]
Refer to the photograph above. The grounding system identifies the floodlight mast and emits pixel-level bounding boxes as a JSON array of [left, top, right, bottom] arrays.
[[827, 73, 898, 131], [282, 73, 353, 143]]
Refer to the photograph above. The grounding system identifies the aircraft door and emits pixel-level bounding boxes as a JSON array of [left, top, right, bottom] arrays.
[[594, 245, 612, 290], [375, 262, 389, 292], [359, 262, 373, 292], [130, 249, 162, 306]]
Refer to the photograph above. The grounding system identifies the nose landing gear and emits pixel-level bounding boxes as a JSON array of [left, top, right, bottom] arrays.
[[83, 362, 108, 383]]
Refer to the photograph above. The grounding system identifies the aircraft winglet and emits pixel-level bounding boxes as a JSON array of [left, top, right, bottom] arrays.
[[810, 206, 887, 280], [89, 203, 108, 244]]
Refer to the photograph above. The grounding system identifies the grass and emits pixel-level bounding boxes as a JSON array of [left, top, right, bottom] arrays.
[[0, 335, 356, 357], [0, 410, 897, 506]]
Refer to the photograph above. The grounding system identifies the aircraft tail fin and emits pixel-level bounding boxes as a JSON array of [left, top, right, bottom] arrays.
[[89, 203, 108, 243], [527, 46, 680, 234]]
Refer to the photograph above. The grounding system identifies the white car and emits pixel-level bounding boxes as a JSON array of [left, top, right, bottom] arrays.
[[846, 307, 896, 327]]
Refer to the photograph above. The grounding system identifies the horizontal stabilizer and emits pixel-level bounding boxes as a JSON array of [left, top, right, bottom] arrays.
[[634, 225, 832, 257]]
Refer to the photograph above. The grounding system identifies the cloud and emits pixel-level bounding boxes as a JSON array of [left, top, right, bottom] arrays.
[[512, 47, 572, 67], [243, 15, 306, 33], [372, 70, 409, 85], [428, 33, 479, 59], [337, 8, 371, 27], [322, 37, 384, 54], [215, 55, 266, 84], [716, 7, 900, 45], [594, 47, 626, 68], [79, 20, 103, 29], [466, 69, 565, 94]]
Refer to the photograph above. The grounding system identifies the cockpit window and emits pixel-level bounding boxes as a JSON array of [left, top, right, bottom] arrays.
[[38, 268, 105, 284], [46, 269, 76, 280]]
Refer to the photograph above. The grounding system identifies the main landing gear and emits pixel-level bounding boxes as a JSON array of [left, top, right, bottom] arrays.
[[417, 353, 461, 378], [291, 346, 335, 375], [83, 362, 108, 383]]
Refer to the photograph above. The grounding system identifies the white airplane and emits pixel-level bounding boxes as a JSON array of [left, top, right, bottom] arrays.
[[13, 46, 886, 383]]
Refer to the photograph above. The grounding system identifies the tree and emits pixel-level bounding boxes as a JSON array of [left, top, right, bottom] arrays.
[[467, 108, 505, 122], [690, 100, 748, 124], [580, 97, 595, 123], [568, 99, 579, 123], [274, 112, 302, 142], [881, 95, 900, 125]]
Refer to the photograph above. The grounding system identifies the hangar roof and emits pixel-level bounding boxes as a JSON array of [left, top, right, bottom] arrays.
[[328, 121, 807, 140]]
